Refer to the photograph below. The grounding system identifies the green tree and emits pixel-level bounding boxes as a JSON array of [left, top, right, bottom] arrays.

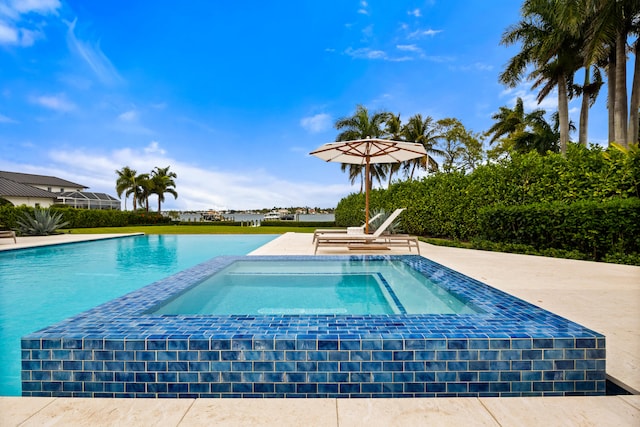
[[572, 65, 604, 146], [500, 0, 582, 155], [486, 97, 561, 155], [402, 114, 444, 180], [584, 0, 640, 146], [459, 132, 485, 172], [438, 118, 477, 173], [384, 112, 404, 187], [334, 105, 390, 191], [486, 97, 529, 144], [115, 166, 140, 211], [135, 173, 151, 212], [150, 166, 178, 214]]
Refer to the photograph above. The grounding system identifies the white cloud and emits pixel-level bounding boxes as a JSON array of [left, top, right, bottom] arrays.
[[0, 19, 41, 46], [300, 113, 332, 133], [408, 8, 421, 17], [388, 56, 413, 62], [0, 21, 18, 43], [501, 86, 556, 111], [11, 0, 61, 15], [345, 47, 387, 60], [40, 145, 351, 210], [0, 0, 60, 46], [474, 62, 494, 71], [453, 62, 495, 72], [31, 93, 76, 112], [396, 44, 421, 52], [358, 0, 369, 15], [426, 55, 453, 63], [408, 28, 442, 38], [65, 18, 123, 86], [144, 141, 166, 155], [0, 113, 17, 123], [118, 110, 138, 122], [18, 27, 38, 45], [361, 24, 373, 39]]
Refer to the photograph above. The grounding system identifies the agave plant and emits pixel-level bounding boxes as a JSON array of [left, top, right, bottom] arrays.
[[16, 209, 69, 236]]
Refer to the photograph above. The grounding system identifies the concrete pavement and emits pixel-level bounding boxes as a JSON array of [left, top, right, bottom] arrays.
[[1, 232, 639, 426]]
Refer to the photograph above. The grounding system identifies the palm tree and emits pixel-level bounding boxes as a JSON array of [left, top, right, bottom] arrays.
[[402, 114, 444, 179], [384, 112, 404, 187], [572, 65, 604, 146], [486, 97, 528, 144], [487, 97, 561, 154], [511, 110, 563, 154], [115, 166, 138, 210], [500, 0, 582, 155], [150, 166, 178, 214], [583, 0, 640, 146], [135, 173, 151, 212], [334, 105, 390, 191]]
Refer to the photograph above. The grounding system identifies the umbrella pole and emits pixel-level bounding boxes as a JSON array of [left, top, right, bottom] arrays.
[[365, 157, 370, 234]]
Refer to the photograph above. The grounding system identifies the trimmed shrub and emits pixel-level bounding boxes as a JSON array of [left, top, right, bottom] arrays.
[[477, 198, 640, 261], [0, 206, 172, 229], [333, 144, 640, 263]]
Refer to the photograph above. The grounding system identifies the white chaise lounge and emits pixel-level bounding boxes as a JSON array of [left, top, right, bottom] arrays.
[[0, 230, 17, 243], [314, 208, 420, 255], [312, 212, 382, 243]]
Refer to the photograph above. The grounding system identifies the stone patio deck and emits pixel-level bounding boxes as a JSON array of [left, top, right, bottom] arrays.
[[1, 232, 638, 426]]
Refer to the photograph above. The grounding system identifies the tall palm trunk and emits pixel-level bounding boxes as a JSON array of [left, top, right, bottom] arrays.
[[579, 66, 591, 146], [614, 29, 628, 146], [629, 40, 640, 143], [607, 54, 617, 144], [558, 72, 570, 155]]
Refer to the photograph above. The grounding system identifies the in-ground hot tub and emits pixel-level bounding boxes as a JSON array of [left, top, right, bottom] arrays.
[[21, 255, 605, 398]]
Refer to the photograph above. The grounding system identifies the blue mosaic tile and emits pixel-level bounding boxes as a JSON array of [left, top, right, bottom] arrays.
[[21, 255, 606, 398]]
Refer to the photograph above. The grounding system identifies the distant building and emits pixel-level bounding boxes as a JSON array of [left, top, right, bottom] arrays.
[[0, 171, 120, 210]]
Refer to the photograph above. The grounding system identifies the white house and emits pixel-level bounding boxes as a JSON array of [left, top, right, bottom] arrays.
[[0, 171, 120, 210]]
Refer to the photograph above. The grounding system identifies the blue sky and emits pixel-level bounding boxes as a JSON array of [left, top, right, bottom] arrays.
[[0, 0, 611, 211]]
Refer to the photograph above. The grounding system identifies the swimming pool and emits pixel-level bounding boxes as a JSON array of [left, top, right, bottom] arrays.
[[148, 259, 481, 315], [22, 255, 606, 398], [0, 234, 276, 396]]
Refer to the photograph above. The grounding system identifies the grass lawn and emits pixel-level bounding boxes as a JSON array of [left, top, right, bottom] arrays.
[[66, 225, 322, 234]]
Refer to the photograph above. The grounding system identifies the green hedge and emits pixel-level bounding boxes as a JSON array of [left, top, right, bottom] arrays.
[[0, 205, 32, 229], [477, 198, 640, 260], [259, 221, 335, 228], [0, 206, 172, 229], [334, 144, 640, 263]]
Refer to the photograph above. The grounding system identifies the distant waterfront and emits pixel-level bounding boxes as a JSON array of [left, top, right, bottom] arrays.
[[177, 212, 335, 223]]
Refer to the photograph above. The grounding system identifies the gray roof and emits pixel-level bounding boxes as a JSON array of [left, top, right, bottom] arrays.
[[59, 191, 120, 201], [0, 177, 58, 199], [0, 171, 87, 189]]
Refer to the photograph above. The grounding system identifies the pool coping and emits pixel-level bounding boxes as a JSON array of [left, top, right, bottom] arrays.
[[0, 233, 144, 252], [23, 255, 605, 341]]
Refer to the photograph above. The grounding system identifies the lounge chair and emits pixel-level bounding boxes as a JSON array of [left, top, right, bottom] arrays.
[[314, 208, 420, 255], [312, 212, 382, 243], [0, 230, 17, 243]]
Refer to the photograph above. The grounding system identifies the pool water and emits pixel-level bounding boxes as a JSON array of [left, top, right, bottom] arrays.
[[149, 260, 480, 315], [0, 234, 276, 396]]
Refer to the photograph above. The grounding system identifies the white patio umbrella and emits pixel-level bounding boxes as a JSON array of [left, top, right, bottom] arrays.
[[310, 138, 427, 233]]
